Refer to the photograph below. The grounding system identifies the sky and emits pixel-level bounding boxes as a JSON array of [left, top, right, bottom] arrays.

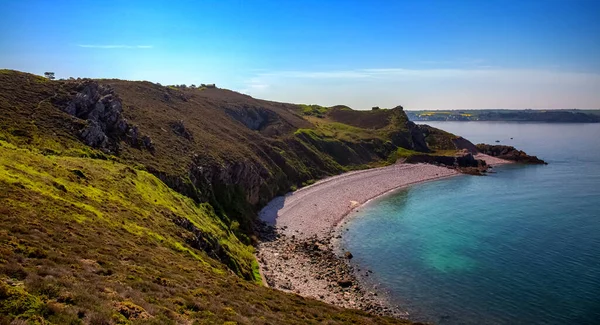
[[1, 0, 599, 109]]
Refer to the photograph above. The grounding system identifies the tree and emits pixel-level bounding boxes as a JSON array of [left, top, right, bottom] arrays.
[[44, 72, 55, 80], [372, 106, 380, 110]]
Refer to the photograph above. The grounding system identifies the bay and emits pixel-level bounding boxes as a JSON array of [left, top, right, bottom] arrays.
[[341, 122, 600, 324]]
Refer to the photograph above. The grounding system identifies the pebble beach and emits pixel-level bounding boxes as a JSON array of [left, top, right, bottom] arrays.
[[257, 156, 509, 317]]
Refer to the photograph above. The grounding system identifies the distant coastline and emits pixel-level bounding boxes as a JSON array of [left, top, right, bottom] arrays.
[[406, 109, 600, 123]]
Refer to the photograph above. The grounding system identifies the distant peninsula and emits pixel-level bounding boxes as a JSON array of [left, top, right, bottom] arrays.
[[406, 109, 600, 123]]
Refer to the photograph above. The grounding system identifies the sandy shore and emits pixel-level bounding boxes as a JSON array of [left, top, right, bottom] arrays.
[[259, 163, 459, 240], [256, 158, 508, 317], [476, 153, 513, 166]]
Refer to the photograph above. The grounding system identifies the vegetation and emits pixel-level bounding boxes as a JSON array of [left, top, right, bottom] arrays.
[[387, 147, 420, 163], [0, 139, 408, 324], [0, 69, 464, 324], [299, 104, 330, 117]]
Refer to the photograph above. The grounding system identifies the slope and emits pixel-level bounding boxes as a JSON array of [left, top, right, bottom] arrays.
[[0, 69, 461, 238], [0, 140, 409, 324], [0, 69, 463, 324]]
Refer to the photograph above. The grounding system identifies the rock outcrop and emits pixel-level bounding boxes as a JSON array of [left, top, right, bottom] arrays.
[[405, 150, 486, 169], [222, 104, 299, 137], [188, 155, 273, 206], [63, 80, 154, 153], [257, 228, 405, 318], [476, 144, 547, 164], [170, 120, 194, 140], [452, 136, 479, 154], [223, 105, 275, 131]]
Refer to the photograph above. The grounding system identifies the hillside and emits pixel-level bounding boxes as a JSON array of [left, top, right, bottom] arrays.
[[0, 70, 464, 234], [0, 69, 466, 324]]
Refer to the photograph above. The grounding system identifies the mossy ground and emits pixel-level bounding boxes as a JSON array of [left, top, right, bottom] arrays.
[[0, 139, 408, 324]]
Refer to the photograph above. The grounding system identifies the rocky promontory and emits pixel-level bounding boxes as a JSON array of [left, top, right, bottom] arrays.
[[476, 144, 547, 164]]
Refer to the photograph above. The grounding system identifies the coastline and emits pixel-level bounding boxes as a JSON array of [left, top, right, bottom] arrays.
[[257, 157, 510, 318], [258, 163, 460, 240]]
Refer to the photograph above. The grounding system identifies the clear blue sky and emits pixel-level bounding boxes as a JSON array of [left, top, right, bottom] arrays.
[[1, 0, 599, 109]]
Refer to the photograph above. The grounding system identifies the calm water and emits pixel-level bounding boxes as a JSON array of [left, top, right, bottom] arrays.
[[341, 122, 600, 324]]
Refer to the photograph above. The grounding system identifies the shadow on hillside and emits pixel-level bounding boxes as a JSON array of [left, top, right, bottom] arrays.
[[256, 195, 287, 242]]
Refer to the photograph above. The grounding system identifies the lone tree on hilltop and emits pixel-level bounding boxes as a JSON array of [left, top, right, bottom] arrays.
[[44, 72, 55, 80], [372, 106, 380, 110]]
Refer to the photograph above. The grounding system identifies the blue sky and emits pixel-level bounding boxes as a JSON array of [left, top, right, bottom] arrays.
[[1, 0, 599, 109]]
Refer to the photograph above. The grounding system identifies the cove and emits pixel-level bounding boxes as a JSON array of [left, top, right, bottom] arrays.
[[340, 122, 600, 324]]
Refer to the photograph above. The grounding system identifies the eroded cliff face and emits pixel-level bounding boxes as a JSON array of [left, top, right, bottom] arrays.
[[189, 155, 273, 206]]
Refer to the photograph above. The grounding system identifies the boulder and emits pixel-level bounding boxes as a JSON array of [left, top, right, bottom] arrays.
[[337, 277, 353, 288]]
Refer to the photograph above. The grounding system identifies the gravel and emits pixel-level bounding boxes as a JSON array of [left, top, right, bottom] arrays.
[[259, 163, 459, 240], [256, 159, 509, 317]]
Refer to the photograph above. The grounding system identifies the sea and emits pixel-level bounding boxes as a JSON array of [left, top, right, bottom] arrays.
[[340, 122, 600, 325]]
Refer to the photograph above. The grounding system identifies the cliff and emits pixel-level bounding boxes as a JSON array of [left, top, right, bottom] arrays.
[[2, 69, 459, 324]]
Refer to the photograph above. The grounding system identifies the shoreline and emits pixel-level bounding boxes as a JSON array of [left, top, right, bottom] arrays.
[[256, 157, 509, 318]]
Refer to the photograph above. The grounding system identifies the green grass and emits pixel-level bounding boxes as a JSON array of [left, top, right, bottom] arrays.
[[395, 147, 420, 159], [386, 147, 419, 163], [387, 147, 461, 164], [314, 122, 387, 142], [0, 139, 408, 324], [299, 104, 329, 117], [0, 139, 256, 276]]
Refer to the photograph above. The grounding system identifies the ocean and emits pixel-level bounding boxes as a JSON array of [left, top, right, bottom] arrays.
[[340, 122, 600, 324]]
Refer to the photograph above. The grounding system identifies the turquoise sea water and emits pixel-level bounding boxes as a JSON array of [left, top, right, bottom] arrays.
[[341, 122, 600, 324]]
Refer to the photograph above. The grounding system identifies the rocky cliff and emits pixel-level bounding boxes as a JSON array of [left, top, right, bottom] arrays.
[[476, 144, 547, 164]]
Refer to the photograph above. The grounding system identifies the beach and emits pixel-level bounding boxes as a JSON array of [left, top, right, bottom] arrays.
[[256, 156, 509, 317]]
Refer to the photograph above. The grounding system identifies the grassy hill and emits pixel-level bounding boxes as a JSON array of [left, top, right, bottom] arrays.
[[0, 69, 460, 324]]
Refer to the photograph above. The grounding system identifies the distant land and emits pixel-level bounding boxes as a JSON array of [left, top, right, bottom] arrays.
[[406, 109, 600, 123]]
